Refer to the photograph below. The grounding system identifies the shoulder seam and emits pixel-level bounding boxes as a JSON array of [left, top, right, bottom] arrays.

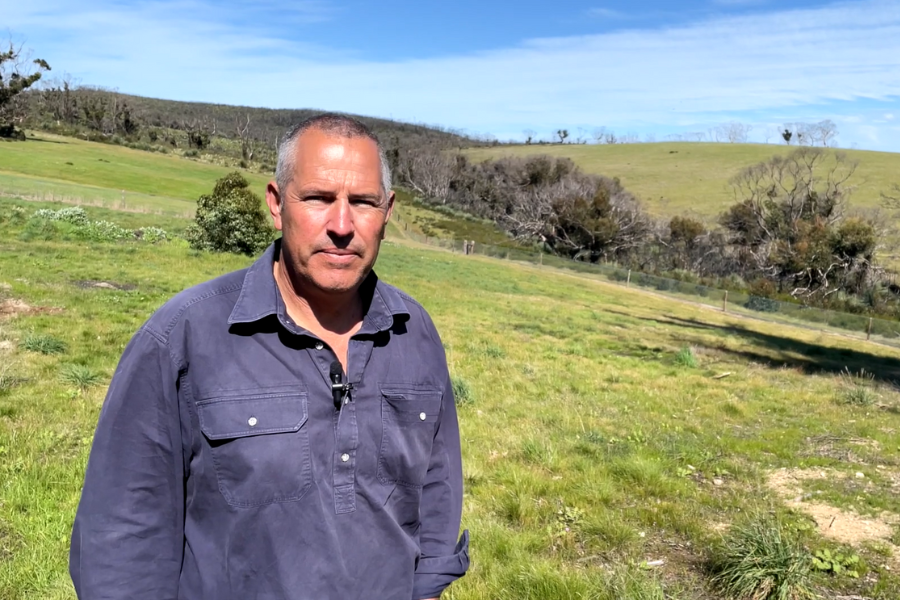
[[149, 281, 245, 341], [396, 291, 425, 311]]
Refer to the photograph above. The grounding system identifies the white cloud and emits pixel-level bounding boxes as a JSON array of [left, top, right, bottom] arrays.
[[886, 113, 896, 120], [5, 0, 900, 149]]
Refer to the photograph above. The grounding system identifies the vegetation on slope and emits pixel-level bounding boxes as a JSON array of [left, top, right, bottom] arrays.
[[2, 199, 900, 599]]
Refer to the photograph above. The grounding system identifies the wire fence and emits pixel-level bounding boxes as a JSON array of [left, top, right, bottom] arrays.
[[390, 216, 900, 350]]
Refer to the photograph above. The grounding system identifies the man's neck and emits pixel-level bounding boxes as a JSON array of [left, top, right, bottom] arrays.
[[273, 260, 364, 337]]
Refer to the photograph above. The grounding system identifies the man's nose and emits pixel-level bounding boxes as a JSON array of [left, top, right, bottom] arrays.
[[327, 198, 354, 238]]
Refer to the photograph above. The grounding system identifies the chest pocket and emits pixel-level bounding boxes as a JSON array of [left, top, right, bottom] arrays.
[[197, 391, 311, 508], [377, 385, 442, 489]]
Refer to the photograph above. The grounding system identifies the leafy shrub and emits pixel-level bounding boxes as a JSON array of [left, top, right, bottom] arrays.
[[0, 205, 28, 225], [20, 333, 67, 355], [26, 208, 169, 244], [709, 515, 816, 600], [745, 295, 781, 313], [185, 172, 273, 255], [33, 206, 89, 226], [80, 220, 132, 242], [135, 227, 168, 243]]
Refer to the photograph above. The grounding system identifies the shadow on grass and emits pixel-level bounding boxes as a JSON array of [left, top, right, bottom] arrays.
[[23, 136, 70, 144], [658, 314, 900, 385]]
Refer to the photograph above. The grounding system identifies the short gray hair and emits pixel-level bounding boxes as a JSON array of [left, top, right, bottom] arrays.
[[275, 113, 392, 200]]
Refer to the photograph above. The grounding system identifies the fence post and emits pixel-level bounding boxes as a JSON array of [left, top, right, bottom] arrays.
[[723, 290, 728, 313], [626, 270, 631, 288], [867, 317, 873, 341]]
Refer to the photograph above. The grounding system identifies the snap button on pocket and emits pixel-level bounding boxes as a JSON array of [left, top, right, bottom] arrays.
[[197, 393, 311, 507], [377, 386, 442, 488]]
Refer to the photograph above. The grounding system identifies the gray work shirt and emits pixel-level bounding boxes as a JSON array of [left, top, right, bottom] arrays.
[[69, 240, 469, 600]]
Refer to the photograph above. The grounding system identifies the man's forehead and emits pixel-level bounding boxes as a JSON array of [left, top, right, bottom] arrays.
[[294, 129, 379, 160]]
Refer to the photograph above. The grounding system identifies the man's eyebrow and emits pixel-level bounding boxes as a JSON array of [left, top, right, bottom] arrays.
[[297, 189, 338, 197], [348, 193, 384, 203]]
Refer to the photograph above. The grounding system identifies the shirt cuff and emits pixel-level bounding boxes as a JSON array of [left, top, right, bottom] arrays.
[[412, 530, 470, 599]]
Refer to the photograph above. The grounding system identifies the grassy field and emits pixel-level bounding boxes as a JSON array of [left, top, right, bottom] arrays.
[[466, 143, 900, 220], [0, 133, 271, 205], [2, 197, 900, 599]]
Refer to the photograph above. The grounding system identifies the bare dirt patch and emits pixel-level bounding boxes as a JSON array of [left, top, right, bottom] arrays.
[[0, 298, 61, 321], [767, 468, 900, 566]]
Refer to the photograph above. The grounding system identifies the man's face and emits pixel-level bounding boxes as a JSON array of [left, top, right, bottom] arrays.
[[266, 129, 394, 297]]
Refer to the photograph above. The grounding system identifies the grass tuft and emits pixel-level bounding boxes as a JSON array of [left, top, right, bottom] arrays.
[[20, 333, 67, 355], [59, 364, 102, 389], [674, 345, 698, 368], [452, 375, 474, 405], [836, 367, 878, 406], [709, 514, 817, 600]]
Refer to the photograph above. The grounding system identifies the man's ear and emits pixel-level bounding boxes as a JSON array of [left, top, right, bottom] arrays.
[[381, 190, 395, 240], [385, 190, 395, 222], [265, 181, 284, 231]]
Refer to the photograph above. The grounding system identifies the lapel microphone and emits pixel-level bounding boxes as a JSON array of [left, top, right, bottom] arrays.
[[329, 360, 354, 410]]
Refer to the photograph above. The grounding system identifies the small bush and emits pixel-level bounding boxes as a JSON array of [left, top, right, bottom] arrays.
[[21, 334, 67, 355], [184, 172, 273, 255], [59, 365, 102, 389], [451, 375, 474, 405], [674, 346, 697, 368], [80, 220, 132, 242], [709, 515, 816, 600], [134, 226, 168, 243], [746, 295, 781, 313]]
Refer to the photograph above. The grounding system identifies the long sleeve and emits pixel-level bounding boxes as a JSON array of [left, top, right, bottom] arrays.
[[70, 328, 185, 600], [411, 369, 469, 600]]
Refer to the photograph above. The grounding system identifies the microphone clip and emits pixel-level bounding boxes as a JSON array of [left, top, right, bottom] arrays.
[[331, 381, 355, 410]]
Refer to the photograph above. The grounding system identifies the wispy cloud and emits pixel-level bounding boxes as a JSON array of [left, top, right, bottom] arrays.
[[6, 0, 900, 150], [586, 7, 627, 19]]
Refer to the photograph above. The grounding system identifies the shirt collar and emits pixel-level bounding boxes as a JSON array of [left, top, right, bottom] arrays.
[[227, 239, 409, 333]]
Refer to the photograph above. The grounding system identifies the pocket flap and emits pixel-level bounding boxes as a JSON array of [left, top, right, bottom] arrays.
[[198, 394, 308, 440], [380, 385, 442, 423]]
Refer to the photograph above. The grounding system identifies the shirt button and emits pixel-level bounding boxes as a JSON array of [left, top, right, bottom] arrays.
[[248, 417, 258, 427], [315, 342, 324, 350], [340, 453, 350, 462], [419, 412, 427, 421]]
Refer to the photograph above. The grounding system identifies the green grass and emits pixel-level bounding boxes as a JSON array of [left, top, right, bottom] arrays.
[[709, 514, 816, 600], [20, 333, 67, 355], [3, 203, 900, 599], [0, 133, 271, 204]]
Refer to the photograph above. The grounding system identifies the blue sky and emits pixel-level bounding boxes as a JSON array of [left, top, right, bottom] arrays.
[[5, 0, 900, 151]]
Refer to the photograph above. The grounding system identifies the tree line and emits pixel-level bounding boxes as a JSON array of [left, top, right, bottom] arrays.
[[393, 145, 900, 319]]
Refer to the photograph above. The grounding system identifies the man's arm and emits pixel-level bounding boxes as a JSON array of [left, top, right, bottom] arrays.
[[412, 368, 469, 600], [70, 328, 185, 600]]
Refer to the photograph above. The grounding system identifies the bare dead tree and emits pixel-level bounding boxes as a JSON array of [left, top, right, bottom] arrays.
[[236, 114, 254, 161], [714, 121, 752, 143], [1, 40, 51, 135]]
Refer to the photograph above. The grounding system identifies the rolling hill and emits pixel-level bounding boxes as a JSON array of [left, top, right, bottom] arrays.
[[465, 142, 900, 222]]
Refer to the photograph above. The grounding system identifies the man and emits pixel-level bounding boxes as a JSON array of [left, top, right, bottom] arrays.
[[70, 114, 469, 600]]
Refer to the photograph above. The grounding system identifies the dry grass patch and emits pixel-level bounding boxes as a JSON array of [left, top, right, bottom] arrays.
[[767, 468, 900, 568]]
